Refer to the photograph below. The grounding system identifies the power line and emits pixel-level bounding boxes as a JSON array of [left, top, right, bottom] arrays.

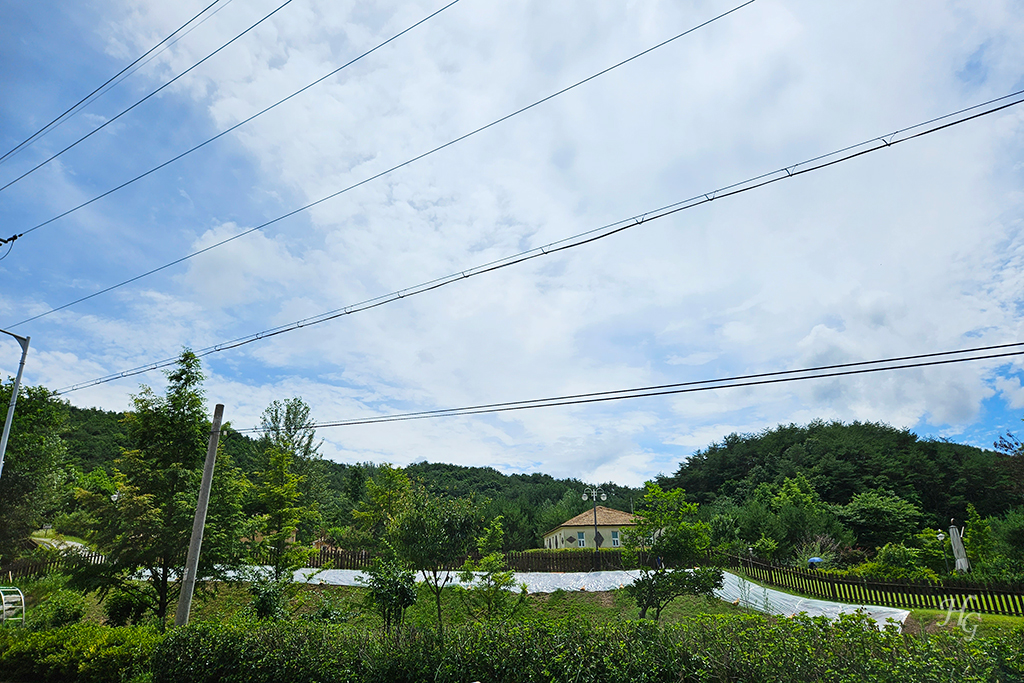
[[42, 88, 1024, 394], [8, 0, 758, 310], [18, 0, 464, 239], [229, 343, 1024, 431], [0, 0, 298, 194], [0, 0, 230, 166]]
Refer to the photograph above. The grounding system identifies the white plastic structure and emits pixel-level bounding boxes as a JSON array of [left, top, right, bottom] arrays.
[[0, 587, 26, 626]]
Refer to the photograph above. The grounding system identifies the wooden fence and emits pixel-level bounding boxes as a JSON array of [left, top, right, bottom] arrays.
[[723, 554, 1024, 617], [2, 550, 105, 583], [288, 547, 633, 573], [506, 549, 634, 573]]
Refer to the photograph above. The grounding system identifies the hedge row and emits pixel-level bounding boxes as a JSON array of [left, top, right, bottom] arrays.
[[0, 623, 159, 683], [2, 615, 1023, 683]]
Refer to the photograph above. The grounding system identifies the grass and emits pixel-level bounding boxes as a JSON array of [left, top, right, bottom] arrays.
[[183, 577, 752, 630], [29, 528, 92, 549], [11, 570, 753, 632], [901, 607, 1024, 640]]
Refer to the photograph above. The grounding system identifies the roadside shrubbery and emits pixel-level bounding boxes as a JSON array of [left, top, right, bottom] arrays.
[[146, 613, 1024, 683], [0, 622, 160, 683], [3, 611, 1023, 683]]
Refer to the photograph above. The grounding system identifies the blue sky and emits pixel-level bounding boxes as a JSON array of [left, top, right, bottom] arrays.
[[2, 0, 1024, 485]]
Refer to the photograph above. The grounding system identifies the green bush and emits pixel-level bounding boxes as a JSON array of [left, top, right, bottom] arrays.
[[0, 622, 161, 683], [247, 577, 290, 620], [151, 619, 364, 683], [844, 542, 940, 582], [104, 588, 152, 627], [53, 510, 95, 539], [31, 589, 87, 630], [300, 590, 353, 625]]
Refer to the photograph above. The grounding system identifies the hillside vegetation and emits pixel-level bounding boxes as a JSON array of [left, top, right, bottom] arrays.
[[661, 420, 1016, 522], [658, 421, 1024, 581]]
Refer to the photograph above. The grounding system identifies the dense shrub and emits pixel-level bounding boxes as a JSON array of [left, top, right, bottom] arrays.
[[150, 619, 364, 683], [149, 614, 1024, 683], [53, 510, 95, 539], [0, 622, 161, 683], [103, 588, 152, 627], [247, 577, 291, 620], [846, 542, 941, 582], [31, 589, 87, 630], [300, 590, 353, 625], [5, 612, 1021, 683]]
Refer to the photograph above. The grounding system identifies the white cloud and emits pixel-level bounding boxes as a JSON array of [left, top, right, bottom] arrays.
[[3, 0, 1024, 485]]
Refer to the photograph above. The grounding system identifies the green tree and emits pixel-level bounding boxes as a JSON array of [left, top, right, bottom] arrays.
[[837, 489, 923, 550], [992, 507, 1024, 565], [769, 472, 821, 512], [0, 382, 69, 563], [963, 503, 994, 567], [258, 398, 321, 461], [390, 489, 481, 641], [359, 541, 417, 639], [622, 483, 723, 620], [256, 398, 327, 541], [245, 445, 315, 580], [458, 516, 527, 623], [74, 350, 243, 624], [352, 464, 412, 540]]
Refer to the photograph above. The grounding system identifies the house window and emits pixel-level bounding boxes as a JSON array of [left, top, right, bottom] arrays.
[[577, 531, 585, 547], [611, 530, 619, 547]]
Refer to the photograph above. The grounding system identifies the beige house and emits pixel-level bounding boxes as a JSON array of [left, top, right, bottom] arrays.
[[542, 506, 637, 550]]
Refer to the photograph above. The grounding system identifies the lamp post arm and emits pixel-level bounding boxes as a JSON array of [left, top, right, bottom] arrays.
[[0, 331, 31, 483]]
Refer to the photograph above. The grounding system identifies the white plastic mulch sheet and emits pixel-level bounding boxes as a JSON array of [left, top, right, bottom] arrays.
[[715, 571, 909, 628], [300, 568, 909, 628]]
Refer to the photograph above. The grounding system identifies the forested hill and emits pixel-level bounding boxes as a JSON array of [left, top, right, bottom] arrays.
[[61, 404, 641, 550], [659, 420, 1020, 526], [65, 406, 127, 473], [64, 405, 1018, 542]]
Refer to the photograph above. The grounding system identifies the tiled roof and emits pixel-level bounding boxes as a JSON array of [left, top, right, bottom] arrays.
[[548, 506, 636, 532]]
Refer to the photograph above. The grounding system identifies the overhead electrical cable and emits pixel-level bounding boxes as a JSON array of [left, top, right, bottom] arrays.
[[18, 0, 464, 238], [27, 86, 1024, 367], [7, 1, 756, 265], [225, 343, 1024, 430], [0, 0, 230, 166], [0, 0, 298, 194]]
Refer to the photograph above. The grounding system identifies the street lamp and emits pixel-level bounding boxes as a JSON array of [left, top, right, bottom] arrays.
[[581, 486, 607, 562], [937, 531, 949, 574], [0, 329, 31, 483]]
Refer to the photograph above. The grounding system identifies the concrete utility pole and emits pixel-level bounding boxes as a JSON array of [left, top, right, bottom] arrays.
[[0, 329, 30, 483], [174, 404, 224, 627]]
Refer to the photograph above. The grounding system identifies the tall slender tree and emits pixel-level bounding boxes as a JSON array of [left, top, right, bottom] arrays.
[[75, 350, 243, 624], [257, 397, 327, 539]]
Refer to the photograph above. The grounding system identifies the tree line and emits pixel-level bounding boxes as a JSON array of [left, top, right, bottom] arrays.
[[0, 351, 646, 623], [659, 420, 1024, 582]]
